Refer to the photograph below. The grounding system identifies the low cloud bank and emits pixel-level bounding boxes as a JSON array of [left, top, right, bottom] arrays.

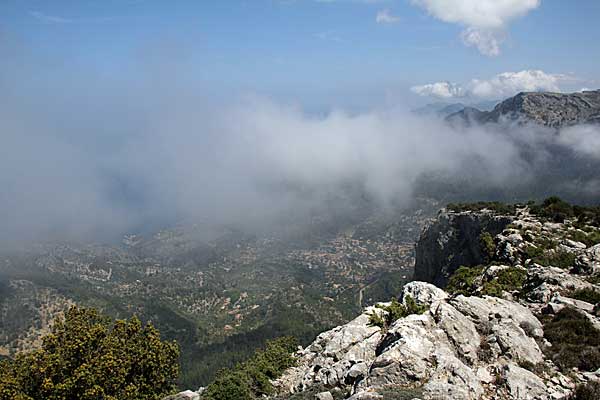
[[0, 61, 599, 247]]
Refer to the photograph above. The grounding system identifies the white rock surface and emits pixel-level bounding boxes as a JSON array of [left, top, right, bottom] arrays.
[[273, 282, 559, 400]]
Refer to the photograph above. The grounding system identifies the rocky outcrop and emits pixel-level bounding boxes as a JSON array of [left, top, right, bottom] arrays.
[[414, 209, 512, 287], [447, 90, 600, 128], [271, 204, 600, 400], [169, 203, 599, 400], [163, 389, 203, 400], [272, 282, 574, 400]]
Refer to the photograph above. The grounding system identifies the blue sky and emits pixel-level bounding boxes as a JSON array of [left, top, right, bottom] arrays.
[[1, 0, 599, 108]]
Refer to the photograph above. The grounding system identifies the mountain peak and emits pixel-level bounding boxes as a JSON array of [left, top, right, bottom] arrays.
[[447, 90, 600, 128]]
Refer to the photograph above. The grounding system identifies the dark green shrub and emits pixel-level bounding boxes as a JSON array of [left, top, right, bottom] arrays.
[[517, 359, 551, 376], [569, 381, 600, 400], [202, 336, 298, 400], [479, 232, 496, 263], [530, 197, 574, 223], [542, 308, 600, 372], [377, 386, 425, 400], [532, 250, 576, 269], [567, 229, 600, 247], [447, 265, 526, 298], [480, 267, 527, 297], [203, 371, 253, 400], [0, 306, 180, 400], [569, 288, 600, 305], [446, 266, 485, 296], [574, 205, 600, 228], [368, 296, 428, 331], [524, 245, 545, 260], [586, 276, 600, 285]]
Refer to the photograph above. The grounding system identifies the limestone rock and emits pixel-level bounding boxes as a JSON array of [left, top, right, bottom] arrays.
[[575, 244, 600, 274], [401, 281, 448, 306], [274, 286, 552, 400], [163, 390, 200, 400], [446, 90, 600, 128], [501, 364, 548, 400], [315, 392, 334, 400]]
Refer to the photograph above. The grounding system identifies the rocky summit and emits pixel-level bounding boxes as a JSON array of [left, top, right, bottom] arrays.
[[253, 201, 600, 400], [447, 90, 600, 128]]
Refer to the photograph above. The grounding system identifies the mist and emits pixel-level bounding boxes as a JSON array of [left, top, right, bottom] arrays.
[[1, 43, 599, 249]]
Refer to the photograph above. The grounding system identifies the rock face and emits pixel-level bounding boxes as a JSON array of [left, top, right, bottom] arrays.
[[273, 282, 571, 400], [414, 209, 512, 287], [163, 390, 202, 400], [447, 90, 600, 128], [168, 204, 599, 400], [271, 205, 600, 400]]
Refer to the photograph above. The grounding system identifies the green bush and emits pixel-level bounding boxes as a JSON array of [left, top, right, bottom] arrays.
[[202, 336, 298, 400], [447, 266, 526, 298], [524, 245, 545, 260], [542, 308, 600, 372], [532, 250, 576, 269], [586, 276, 600, 285], [368, 296, 428, 331], [446, 266, 485, 296], [566, 229, 600, 247], [479, 232, 496, 263], [569, 288, 600, 305], [377, 386, 425, 400], [569, 381, 600, 400], [573, 205, 600, 228], [530, 196, 574, 223], [0, 306, 180, 400], [481, 267, 527, 297]]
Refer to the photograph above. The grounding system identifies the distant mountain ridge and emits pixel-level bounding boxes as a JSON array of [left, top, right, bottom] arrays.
[[447, 90, 600, 128], [412, 100, 498, 118]]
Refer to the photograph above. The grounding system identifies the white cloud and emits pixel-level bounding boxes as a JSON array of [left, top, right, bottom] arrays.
[[557, 125, 600, 158], [469, 70, 567, 98], [411, 81, 465, 99], [376, 9, 400, 24], [411, 0, 541, 56], [460, 27, 502, 57], [411, 0, 540, 29], [29, 10, 118, 24], [30, 11, 73, 24], [412, 70, 572, 99]]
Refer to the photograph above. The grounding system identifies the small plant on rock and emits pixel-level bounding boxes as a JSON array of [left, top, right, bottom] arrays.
[[368, 296, 428, 331], [532, 250, 577, 269], [541, 307, 600, 372], [446, 266, 485, 296], [447, 266, 526, 298], [569, 288, 600, 305], [480, 267, 527, 297]]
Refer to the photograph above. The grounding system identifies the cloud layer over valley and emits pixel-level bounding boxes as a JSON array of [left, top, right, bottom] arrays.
[[0, 38, 599, 248]]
